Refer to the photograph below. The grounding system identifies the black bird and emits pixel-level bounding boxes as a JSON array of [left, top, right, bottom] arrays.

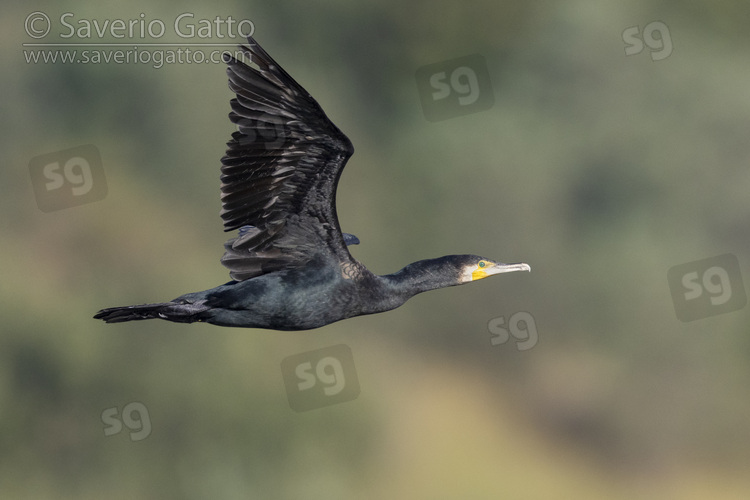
[[94, 36, 530, 331]]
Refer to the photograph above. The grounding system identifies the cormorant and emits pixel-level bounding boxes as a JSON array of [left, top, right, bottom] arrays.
[[94, 36, 530, 331]]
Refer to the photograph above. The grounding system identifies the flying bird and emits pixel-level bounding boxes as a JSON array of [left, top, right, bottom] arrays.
[[94, 36, 530, 330]]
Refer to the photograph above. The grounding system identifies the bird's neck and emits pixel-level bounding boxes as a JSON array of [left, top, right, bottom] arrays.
[[378, 257, 459, 301]]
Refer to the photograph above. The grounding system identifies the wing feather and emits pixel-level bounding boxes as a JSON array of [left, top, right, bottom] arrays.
[[219, 37, 355, 281]]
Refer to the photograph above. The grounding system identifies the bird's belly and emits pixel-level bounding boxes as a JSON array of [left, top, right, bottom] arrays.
[[204, 276, 358, 330]]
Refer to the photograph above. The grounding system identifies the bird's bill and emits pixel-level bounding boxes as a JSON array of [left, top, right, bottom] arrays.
[[472, 261, 531, 281]]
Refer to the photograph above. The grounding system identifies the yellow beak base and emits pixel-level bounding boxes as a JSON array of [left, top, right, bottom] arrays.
[[471, 268, 488, 281]]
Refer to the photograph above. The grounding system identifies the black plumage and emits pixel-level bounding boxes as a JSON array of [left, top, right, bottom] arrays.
[[94, 36, 530, 331]]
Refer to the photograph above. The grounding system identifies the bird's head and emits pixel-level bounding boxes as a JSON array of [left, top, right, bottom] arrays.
[[457, 256, 531, 284], [384, 254, 531, 298]]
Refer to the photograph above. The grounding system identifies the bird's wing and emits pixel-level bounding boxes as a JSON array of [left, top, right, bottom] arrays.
[[219, 37, 355, 281]]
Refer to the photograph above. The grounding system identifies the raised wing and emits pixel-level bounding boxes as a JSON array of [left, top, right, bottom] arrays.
[[220, 37, 355, 281]]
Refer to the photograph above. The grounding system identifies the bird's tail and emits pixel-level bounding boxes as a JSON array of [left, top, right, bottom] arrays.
[[93, 301, 209, 324]]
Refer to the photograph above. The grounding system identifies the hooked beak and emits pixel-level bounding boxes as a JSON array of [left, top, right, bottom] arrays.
[[472, 261, 531, 281], [487, 262, 531, 275]]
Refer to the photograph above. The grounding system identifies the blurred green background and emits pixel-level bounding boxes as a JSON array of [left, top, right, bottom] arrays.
[[3, 0, 750, 498]]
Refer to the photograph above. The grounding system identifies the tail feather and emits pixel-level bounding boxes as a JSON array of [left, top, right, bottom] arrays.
[[94, 301, 209, 324]]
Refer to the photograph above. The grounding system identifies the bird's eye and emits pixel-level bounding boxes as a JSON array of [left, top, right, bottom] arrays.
[[478, 261, 486, 268]]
